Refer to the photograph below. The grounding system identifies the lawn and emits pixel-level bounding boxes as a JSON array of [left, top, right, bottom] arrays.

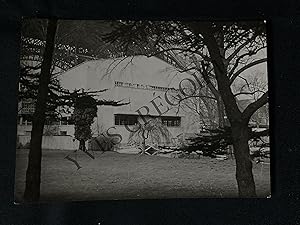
[[14, 149, 270, 202]]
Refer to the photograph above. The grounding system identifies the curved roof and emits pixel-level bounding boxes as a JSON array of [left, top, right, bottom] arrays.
[[60, 55, 192, 92], [59, 55, 194, 117]]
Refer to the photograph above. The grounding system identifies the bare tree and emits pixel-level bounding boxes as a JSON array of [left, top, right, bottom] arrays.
[[104, 21, 268, 197], [128, 118, 173, 154], [172, 81, 220, 129]]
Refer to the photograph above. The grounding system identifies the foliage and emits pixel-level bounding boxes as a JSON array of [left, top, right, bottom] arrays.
[[104, 21, 268, 130], [21, 19, 125, 70], [104, 21, 266, 60], [89, 135, 117, 151], [19, 65, 64, 120], [72, 95, 97, 142], [182, 126, 269, 157], [21, 19, 132, 201], [43, 125, 59, 136], [128, 118, 173, 148], [23, 19, 58, 202], [19, 65, 129, 121], [16, 141, 31, 149], [181, 127, 233, 157]]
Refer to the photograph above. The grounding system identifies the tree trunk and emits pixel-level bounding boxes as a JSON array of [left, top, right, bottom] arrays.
[[232, 124, 256, 197], [186, 22, 262, 197], [141, 138, 146, 154], [23, 19, 57, 202], [79, 139, 86, 152], [216, 97, 225, 128]]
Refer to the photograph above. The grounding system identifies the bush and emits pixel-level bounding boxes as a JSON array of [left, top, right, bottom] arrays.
[[181, 127, 232, 157], [16, 142, 23, 149], [88, 135, 118, 152], [16, 141, 30, 149], [23, 142, 31, 149]]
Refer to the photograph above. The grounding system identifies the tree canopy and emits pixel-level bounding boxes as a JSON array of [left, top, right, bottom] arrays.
[[104, 20, 268, 197]]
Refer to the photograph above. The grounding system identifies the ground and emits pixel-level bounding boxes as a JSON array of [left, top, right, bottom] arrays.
[[14, 149, 270, 202]]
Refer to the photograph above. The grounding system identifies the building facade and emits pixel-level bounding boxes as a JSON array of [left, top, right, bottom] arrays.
[[59, 55, 202, 145], [17, 55, 268, 150]]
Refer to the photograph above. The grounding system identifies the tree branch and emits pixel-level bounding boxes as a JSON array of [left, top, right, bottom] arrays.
[[227, 52, 253, 78], [229, 58, 267, 84], [190, 56, 220, 99], [226, 35, 257, 62], [242, 91, 268, 120], [146, 47, 202, 58], [97, 99, 130, 106], [174, 94, 217, 102], [234, 90, 265, 97]]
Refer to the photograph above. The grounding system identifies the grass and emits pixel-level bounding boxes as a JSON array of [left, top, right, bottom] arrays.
[[14, 149, 270, 202]]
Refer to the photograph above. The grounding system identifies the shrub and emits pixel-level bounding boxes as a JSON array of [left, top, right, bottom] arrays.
[[16, 142, 23, 149], [88, 135, 118, 152], [23, 142, 31, 149]]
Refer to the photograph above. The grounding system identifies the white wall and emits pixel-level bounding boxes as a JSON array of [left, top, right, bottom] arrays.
[[59, 56, 201, 136], [18, 135, 78, 150], [17, 125, 75, 136]]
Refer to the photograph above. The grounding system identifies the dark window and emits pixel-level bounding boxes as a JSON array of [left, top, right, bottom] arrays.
[[52, 120, 60, 125], [115, 114, 138, 126], [162, 116, 181, 127], [22, 102, 35, 113], [60, 131, 67, 136], [21, 114, 33, 124], [60, 116, 73, 125], [60, 120, 68, 125]]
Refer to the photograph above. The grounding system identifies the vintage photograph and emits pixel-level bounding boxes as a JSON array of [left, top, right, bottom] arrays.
[[15, 19, 269, 202]]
